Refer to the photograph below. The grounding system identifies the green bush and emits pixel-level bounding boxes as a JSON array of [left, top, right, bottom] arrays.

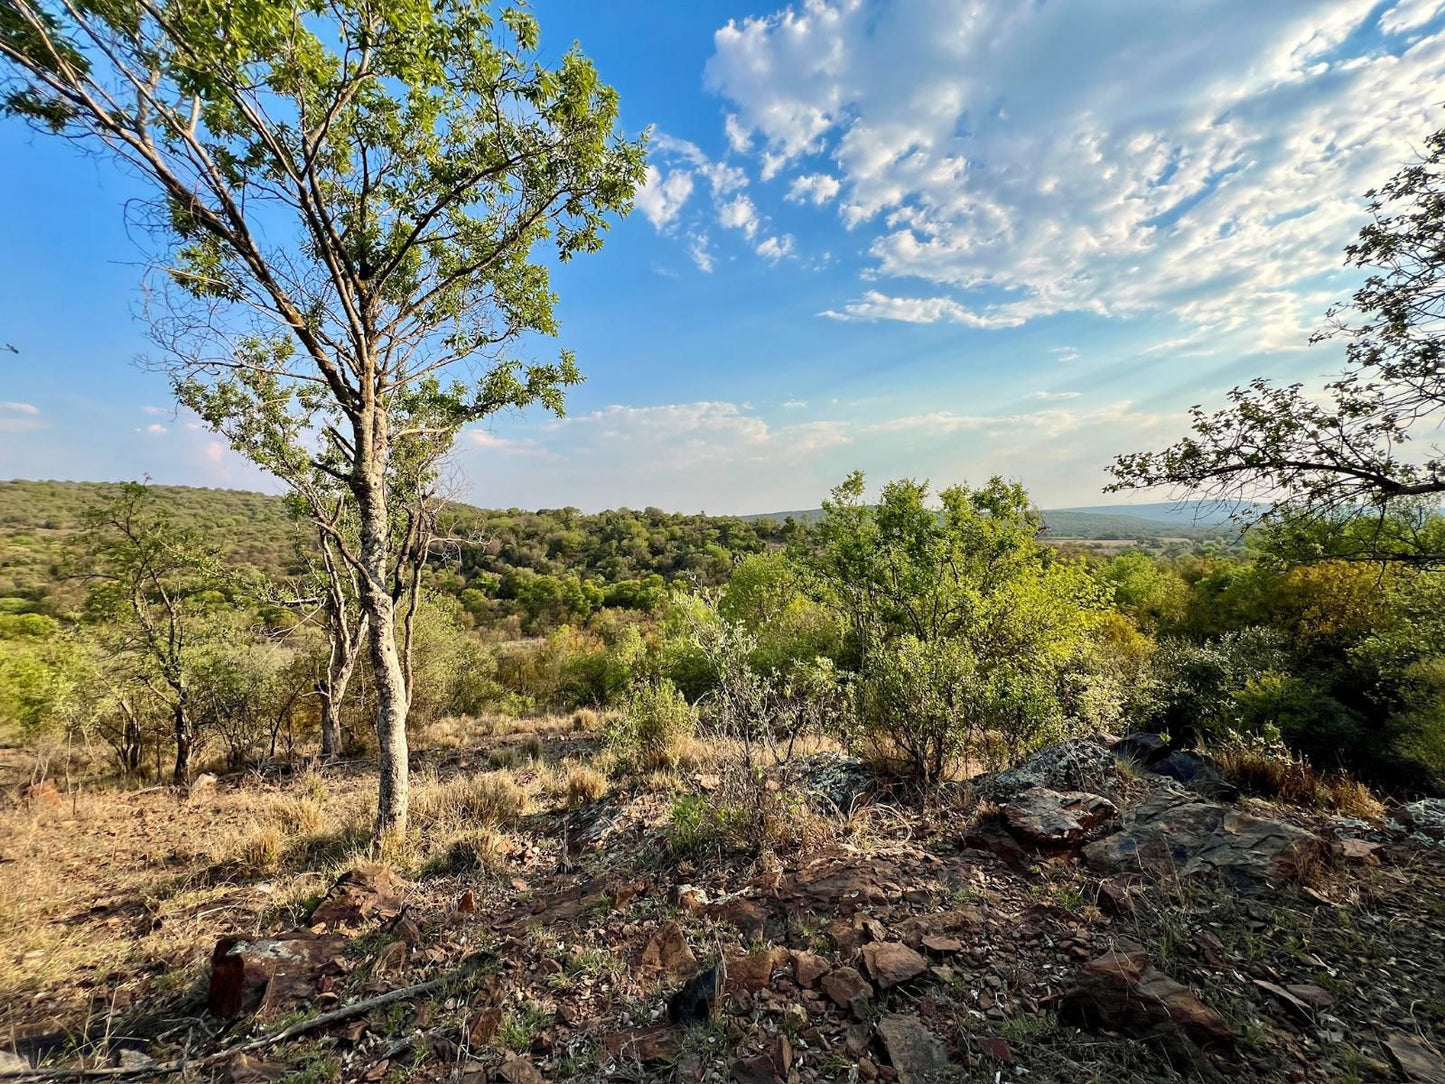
[[607, 680, 696, 771]]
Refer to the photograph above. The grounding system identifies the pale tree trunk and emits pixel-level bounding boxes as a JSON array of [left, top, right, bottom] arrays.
[[318, 613, 365, 759], [354, 442, 409, 842]]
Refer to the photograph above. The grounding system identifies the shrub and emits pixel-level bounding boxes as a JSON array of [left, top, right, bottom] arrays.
[[412, 771, 527, 829], [422, 827, 510, 877], [608, 680, 696, 771], [1208, 732, 1383, 816]]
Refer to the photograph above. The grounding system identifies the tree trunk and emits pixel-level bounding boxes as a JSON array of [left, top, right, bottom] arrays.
[[354, 468, 409, 842], [172, 698, 191, 784], [319, 612, 365, 759]]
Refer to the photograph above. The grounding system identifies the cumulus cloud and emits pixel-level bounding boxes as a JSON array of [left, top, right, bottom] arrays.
[[706, 0, 1445, 349], [688, 232, 716, 272], [635, 165, 695, 230], [718, 194, 761, 238], [786, 172, 842, 204], [756, 234, 796, 261]]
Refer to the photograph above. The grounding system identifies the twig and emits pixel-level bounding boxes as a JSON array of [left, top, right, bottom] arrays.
[[0, 955, 491, 1082]]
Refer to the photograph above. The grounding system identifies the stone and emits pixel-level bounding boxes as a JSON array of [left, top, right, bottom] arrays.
[[863, 942, 929, 988], [467, 1006, 502, 1046], [1082, 789, 1324, 890], [792, 950, 830, 988], [1061, 948, 1231, 1049], [1333, 838, 1382, 865], [920, 934, 961, 954], [674, 884, 708, 911], [1384, 1032, 1445, 1084], [456, 889, 478, 914], [498, 1054, 544, 1083], [604, 1025, 678, 1063], [894, 909, 984, 948], [1397, 799, 1445, 841], [876, 1013, 953, 1084], [975, 738, 1118, 801], [732, 1054, 779, 1084], [1113, 732, 1171, 766], [310, 866, 405, 928], [978, 1037, 1012, 1063], [226, 1053, 291, 1082], [207, 930, 347, 1019], [1001, 788, 1118, 846], [963, 821, 1028, 867], [1150, 751, 1238, 801], [822, 966, 873, 1017], [709, 896, 769, 939], [1285, 983, 1334, 1010], [725, 948, 782, 996], [1097, 878, 1134, 915], [1254, 979, 1323, 1021], [641, 921, 697, 978], [823, 916, 862, 954]]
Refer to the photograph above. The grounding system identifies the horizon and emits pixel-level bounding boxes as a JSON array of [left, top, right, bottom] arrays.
[[4, 1, 1444, 513]]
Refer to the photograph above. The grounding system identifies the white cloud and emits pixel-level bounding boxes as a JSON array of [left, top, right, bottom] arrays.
[[725, 113, 753, 154], [653, 133, 748, 196], [688, 232, 716, 272], [141, 405, 167, 416], [819, 290, 1027, 327], [635, 164, 695, 230], [718, 194, 761, 238], [707, 0, 1445, 351], [142, 423, 167, 434], [782, 398, 808, 408], [1051, 347, 1080, 363], [1, 401, 39, 415], [756, 233, 796, 261], [1028, 390, 1082, 400], [786, 172, 843, 205]]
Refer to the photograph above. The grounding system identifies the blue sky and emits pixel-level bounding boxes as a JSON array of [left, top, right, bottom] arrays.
[[3, 0, 1444, 513]]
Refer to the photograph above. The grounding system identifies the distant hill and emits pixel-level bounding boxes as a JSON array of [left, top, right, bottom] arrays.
[[745, 500, 1243, 540]]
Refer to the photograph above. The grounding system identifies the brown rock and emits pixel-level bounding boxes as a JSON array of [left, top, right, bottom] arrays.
[[1061, 948, 1231, 1049], [709, 896, 769, 939], [725, 948, 781, 996], [963, 821, 1028, 867], [822, 966, 873, 1018], [604, 1025, 678, 1063], [792, 950, 830, 988], [1333, 838, 1382, 865], [1384, 1032, 1445, 1084], [641, 921, 698, 978], [456, 889, 478, 914], [207, 930, 346, 1019], [1097, 879, 1133, 915], [310, 865, 404, 928], [732, 1054, 779, 1084], [1285, 983, 1334, 1010], [498, 1054, 544, 1083], [894, 909, 983, 948], [862, 942, 928, 988], [978, 1037, 1012, 1063], [876, 1013, 953, 1084], [824, 917, 862, 955], [920, 935, 961, 954], [1002, 788, 1118, 846], [467, 1006, 502, 1046]]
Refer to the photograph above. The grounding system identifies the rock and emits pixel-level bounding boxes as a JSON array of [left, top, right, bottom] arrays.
[[863, 942, 929, 988], [456, 889, 478, 914], [894, 909, 984, 948], [498, 1054, 544, 1083], [1397, 799, 1445, 841], [1001, 787, 1118, 846], [709, 895, 769, 939], [725, 948, 784, 997], [674, 884, 708, 911], [1333, 837, 1382, 865], [975, 738, 1119, 801], [1061, 948, 1231, 1050], [467, 1006, 502, 1046], [822, 966, 873, 1017], [978, 1037, 1012, 1063], [1113, 732, 1171, 766], [1150, 751, 1238, 801], [732, 1054, 780, 1084], [207, 930, 347, 1019], [876, 1013, 953, 1084], [1253, 979, 1317, 1021], [1082, 788, 1324, 890], [792, 950, 830, 988], [641, 921, 697, 978], [921, 934, 961, 954], [1284, 983, 1334, 1010], [963, 821, 1028, 867], [604, 1025, 679, 1063], [824, 916, 862, 954], [794, 751, 875, 812], [310, 866, 405, 928], [1097, 879, 1134, 915], [669, 965, 722, 1024], [226, 1053, 291, 1082], [1384, 1032, 1445, 1083]]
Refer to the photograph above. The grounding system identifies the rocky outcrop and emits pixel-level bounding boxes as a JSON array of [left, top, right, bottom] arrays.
[[1001, 787, 1118, 846], [1062, 947, 1232, 1052], [1082, 787, 1324, 889], [974, 739, 1119, 801]]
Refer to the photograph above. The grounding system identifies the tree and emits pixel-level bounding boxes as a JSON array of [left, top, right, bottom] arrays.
[[1, 1, 645, 839], [1109, 125, 1445, 566], [74, 483, 227, 782]]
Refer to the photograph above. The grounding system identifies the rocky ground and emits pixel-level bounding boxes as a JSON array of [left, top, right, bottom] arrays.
[[1, 720, 1444, 1084]]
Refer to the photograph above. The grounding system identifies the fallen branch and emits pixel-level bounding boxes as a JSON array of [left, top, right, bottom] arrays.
[[0, 955, 491, 1082]]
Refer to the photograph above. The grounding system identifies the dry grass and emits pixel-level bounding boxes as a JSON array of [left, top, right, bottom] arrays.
[[1209, 738, 1385, 818], [411, 769, 528, 830]]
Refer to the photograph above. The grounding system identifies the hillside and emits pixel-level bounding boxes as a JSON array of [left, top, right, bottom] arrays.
[[745, 502, 1235, 540]]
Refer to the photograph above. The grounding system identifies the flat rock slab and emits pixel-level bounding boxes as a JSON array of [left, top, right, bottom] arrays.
[[876, 1013, 954, 1084], [1385, 1033, 1445, 1083], [1062, 948, 1232, 1049], [1082, 789, 1323, 890], [1002, 787, 1118, 846], [862, 942, 929, 988]]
